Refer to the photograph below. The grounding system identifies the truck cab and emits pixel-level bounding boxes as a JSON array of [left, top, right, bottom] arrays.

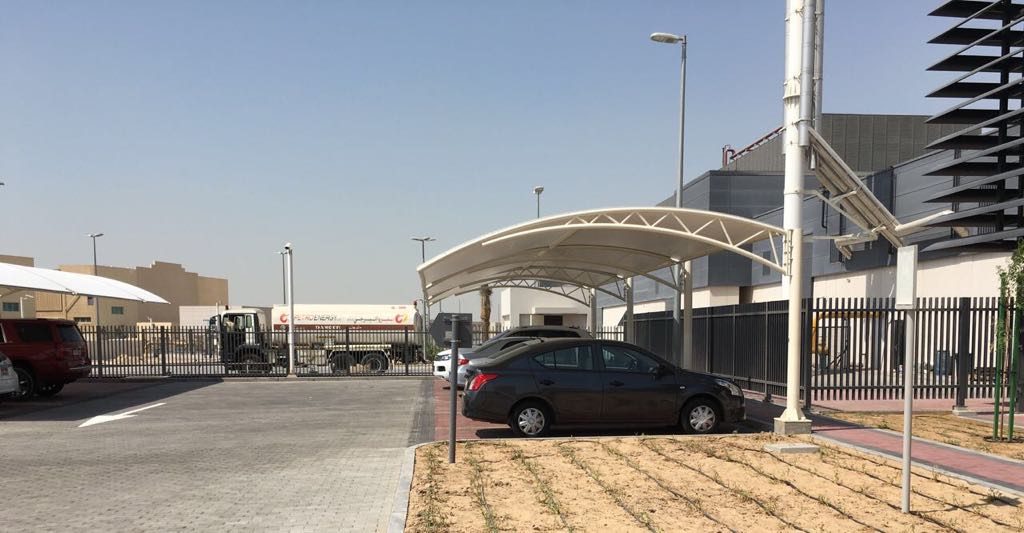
[[209, 309, 282, 373]]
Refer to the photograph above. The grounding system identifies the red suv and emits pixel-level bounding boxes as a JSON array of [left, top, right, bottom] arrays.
[[1, 319, 91, 399]]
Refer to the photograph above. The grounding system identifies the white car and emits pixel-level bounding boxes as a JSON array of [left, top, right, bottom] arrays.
[[434, 326, 593, 387], [434, 337, 544, 387], [0, 352, 19, 400]]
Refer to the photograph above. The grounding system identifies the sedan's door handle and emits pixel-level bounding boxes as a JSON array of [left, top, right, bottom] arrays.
[[609, 380, 624, 387], [539, 379, 554, 386]]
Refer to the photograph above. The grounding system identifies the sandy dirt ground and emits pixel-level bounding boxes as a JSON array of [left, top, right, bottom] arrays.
[[406, 434, 1024, 532], [829, 411, 1024, 461]]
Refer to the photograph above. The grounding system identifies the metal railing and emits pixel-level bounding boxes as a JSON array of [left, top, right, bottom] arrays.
[[630, 297, 1006, 404], [79, 324, 625, 378]]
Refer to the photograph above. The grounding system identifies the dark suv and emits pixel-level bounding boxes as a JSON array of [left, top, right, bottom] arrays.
[[1, 319, 91, 399]]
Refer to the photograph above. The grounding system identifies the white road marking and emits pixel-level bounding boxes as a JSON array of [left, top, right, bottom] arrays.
[[78, 402, 167, 428]]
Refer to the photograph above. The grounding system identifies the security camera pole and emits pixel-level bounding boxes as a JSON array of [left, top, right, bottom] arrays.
[[284, 242, 296, 377]]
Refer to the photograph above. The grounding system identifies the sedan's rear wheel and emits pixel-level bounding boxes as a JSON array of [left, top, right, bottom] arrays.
[[510, 402, 551, 438], [681, 398, 721, 434]]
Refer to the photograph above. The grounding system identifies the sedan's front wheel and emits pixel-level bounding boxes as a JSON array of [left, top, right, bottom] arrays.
[[681, 398, 721, 434], [510, 402, 551, 438]]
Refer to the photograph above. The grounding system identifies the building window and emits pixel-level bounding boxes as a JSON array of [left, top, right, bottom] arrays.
[[74, 316, 92, 323], [87, 296, 95, 306], [111, 306, 125, 315], [2, 302, 19, 313], [761, 252, 771, 277]]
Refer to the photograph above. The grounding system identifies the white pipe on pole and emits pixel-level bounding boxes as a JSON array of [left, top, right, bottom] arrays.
[[776, 0, 812, 434]]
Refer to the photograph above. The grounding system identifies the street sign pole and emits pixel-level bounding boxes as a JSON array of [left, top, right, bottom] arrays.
[[448, 316, 460, 464], [430, 312, 472, 464]]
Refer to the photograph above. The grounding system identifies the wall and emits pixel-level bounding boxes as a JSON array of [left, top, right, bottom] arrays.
[[813, 252, 1006, 299], [497, 288, 590, 329]]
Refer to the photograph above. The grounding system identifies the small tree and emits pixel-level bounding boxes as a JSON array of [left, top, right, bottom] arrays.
[[995, 240, 1024, 440], [480, 285, 493, 339]]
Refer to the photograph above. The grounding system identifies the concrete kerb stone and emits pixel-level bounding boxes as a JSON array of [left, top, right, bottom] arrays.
[[388, 442, 427, 533], [809, 432, 1024, 499]]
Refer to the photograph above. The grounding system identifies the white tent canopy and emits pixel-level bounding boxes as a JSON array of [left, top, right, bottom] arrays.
[[0, 262, 169, 303], [417, 207, 787, 303]]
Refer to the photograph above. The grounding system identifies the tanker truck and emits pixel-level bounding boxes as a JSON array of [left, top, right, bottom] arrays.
[[211, 304, 422, 374]]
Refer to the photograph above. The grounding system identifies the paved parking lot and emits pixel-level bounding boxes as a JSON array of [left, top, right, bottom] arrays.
[[0, 378, 432, 532]]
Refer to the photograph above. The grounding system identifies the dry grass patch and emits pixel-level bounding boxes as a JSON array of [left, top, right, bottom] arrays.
[[829, 411, 1024, 460], [406, 434, 1024, 532]]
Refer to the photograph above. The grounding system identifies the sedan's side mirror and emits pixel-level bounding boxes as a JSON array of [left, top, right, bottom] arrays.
[[655, 364, 670, 377]]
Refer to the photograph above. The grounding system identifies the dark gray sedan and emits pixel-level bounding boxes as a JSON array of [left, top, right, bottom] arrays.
[[462, 338, 745, 437]]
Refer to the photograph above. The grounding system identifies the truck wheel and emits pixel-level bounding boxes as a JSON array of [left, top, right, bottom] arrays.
[[240, 355, 270, 375], [36, 383, 65, 397], [12, 366, 35, 400], [329, 352, 355, 374], [362, 352, 388, 374]]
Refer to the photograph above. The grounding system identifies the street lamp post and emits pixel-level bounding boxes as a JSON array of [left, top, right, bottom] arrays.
[[87, 232, 105, 377], [412, 236, 436, 324], [283, 243, 296, 377], [533, 186, 544, 219], [87, 233, 105, 324], [650, 31, 692, 369]]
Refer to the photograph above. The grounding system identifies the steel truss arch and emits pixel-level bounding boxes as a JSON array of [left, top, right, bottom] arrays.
[[418, 207, 787, 304]]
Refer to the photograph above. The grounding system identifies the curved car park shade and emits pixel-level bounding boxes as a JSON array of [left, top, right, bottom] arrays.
[[0, 262, 169, 303], [417, 207, 787, 302]]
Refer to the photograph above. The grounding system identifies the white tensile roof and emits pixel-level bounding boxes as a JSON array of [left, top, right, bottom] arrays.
[[0, 262, 169, 303], [418, 207, 787, 303]]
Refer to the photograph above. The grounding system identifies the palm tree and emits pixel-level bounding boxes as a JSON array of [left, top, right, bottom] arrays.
[[480, 285, 493, 338]]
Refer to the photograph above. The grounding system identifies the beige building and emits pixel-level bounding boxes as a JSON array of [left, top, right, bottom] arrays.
[[0, 254, 38, 319], [33, 260, 228, 326]]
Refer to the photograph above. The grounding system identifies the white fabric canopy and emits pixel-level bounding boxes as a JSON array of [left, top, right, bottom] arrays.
[[418, 207, 787, 303], [0, 262, 169, 303]]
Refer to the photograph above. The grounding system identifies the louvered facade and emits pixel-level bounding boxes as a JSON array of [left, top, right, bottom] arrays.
[[925, 0, 1024, 252]]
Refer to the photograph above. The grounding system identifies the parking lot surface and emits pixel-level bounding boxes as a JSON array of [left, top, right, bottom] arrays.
[[0, 378, 432, 532]]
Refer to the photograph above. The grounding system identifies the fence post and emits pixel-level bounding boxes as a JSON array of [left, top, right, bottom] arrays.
[[345, 327, 351, 377], [954, 297, 970, 411], [95, 326, 104, 378], [160, 326, 168, 376], [404, 327, 410, 376]]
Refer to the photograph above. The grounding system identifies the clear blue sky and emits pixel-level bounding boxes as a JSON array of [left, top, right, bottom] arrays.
[[1, 1, 949, 310]]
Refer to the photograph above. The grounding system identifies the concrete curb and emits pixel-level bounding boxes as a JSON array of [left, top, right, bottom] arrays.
[[388, 442, 430, 533]]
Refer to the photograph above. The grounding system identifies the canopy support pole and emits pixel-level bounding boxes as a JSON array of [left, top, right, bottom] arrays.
[[624, 277, 635, 343], [682, 261, 693, 369], [589, 287, 599, 335], [775, 0, 812, 435]]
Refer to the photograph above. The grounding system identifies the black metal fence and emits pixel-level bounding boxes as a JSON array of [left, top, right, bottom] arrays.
[[80, 324, 624, 378], [631, 297, 1007, 404]]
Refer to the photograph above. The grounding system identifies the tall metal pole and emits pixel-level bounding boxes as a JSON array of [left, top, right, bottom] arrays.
[[652, 32, 692, 369], [87, 232, 105, 378], [533, 186, 544, 219], [775, 0, 812, 435], [412, 236, 436, 331], [284, 243, 296, 377]]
